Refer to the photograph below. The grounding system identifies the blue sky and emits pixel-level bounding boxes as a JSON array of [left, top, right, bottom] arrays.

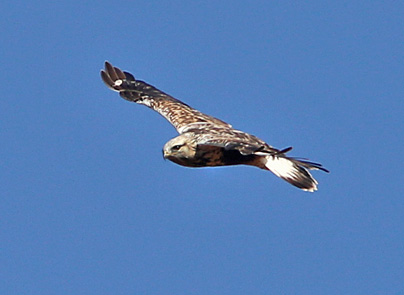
[[1, 1, 403, 294]]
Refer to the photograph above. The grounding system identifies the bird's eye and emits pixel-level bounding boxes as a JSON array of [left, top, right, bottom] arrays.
[[172, 145, 182, 151]]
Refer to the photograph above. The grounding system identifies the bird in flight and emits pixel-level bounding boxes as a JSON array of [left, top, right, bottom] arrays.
[[101, 62, 328, 192]]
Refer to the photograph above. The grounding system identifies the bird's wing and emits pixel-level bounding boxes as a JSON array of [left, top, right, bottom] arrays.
[[101, 61, 231, 133], [192, 127, 286, 156], [195, 128, 328, 172]]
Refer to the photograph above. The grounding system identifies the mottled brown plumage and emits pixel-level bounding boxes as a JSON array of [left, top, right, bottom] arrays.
[[101, 62, 328, 192]]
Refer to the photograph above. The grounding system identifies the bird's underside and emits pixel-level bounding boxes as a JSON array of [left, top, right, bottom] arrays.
[[101, 61, 328, 192]]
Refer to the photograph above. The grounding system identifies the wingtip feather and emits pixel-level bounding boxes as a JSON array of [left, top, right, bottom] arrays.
[[101, 70, 116, 90]]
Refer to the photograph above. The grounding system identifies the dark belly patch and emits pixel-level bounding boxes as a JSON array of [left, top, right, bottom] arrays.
[[193, 146, 256, 167]]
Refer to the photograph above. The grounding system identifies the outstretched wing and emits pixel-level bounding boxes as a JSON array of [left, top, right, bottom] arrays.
[[193, 127, 328, 173], [190, 126, 284, 156], [101, 61, 231, 133]]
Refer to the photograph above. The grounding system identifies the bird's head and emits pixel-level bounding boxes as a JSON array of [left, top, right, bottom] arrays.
[[163, 134, 197, 167]]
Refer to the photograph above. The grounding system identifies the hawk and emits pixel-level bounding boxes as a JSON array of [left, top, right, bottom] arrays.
[[101, 62, 328, 192]]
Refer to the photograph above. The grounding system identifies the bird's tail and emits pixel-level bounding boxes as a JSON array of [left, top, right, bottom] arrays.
[[263, 152, 328, 192]]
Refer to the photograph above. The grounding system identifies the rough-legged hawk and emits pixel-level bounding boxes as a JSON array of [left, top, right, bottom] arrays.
[[101, 62, 328, 192]]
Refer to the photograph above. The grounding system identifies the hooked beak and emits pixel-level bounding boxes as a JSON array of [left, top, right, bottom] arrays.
[[162, 149, 169, 160]]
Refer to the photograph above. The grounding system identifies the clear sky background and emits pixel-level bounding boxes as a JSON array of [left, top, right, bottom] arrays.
[[1, 1, 403, 294]]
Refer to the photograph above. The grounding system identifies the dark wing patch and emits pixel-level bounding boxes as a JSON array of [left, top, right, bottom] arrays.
[[101, 61, 231, 133]]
